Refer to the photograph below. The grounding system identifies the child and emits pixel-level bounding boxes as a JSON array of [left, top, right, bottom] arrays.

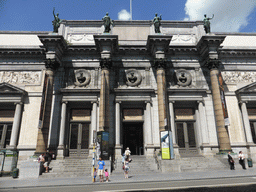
[[93, 168, 97, 182], [104, 169, 109, 182]]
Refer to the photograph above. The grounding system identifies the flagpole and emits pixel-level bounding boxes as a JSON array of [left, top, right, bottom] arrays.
[[130, 0, 132, 20]]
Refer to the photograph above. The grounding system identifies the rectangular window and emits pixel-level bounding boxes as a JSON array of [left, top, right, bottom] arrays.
[[175, 108, 194, 120], [123, 109, 143, 121]]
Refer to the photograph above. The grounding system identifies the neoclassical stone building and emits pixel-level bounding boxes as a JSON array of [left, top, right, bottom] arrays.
[[1, 19, 256, 165]]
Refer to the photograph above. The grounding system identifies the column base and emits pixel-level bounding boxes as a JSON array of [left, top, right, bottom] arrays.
[[6, 145, 17, 150], [115, 145, 122, 159], [57, 146, 65, 159]]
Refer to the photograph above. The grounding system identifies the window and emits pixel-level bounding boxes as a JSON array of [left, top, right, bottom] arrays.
[[0, 109, 14, 148]]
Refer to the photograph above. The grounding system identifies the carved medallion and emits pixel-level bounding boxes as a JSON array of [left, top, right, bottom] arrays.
[[125, 69, 142, 87], [175, 69, 192, 87], [74, 69, 91, 87]]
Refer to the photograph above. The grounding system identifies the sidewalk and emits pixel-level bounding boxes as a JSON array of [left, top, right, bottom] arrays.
[[1, 167, 256, 189]]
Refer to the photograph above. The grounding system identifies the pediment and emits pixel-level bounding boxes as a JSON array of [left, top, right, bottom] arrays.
[[236, 82, 256, 94], [0, 83, 26, 94]]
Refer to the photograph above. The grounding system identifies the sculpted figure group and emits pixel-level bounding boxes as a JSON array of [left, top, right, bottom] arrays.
[[51, 9, 214, 34]]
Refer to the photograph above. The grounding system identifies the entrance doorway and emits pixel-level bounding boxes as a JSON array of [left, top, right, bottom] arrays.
[[176, 122, 197, 155], [69, 123, 89, 156], [122, 122, 144, 155]]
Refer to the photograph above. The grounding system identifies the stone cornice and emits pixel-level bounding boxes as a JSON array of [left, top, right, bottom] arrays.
[[220, 49, 256, 56], [197, 35, 226, 57], [94, 35, 118, 53], [0, 47, 45, 56], [147, 35, 172, 54], [38, 35, 67, 50], [170, 45, 197, 53], [60, 88, 100, 93], [67, 45, 97, 52]]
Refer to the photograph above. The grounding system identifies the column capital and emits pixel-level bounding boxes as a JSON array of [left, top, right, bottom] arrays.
[[145, 100, 152, 104], [14, 102, 23, 105], [45, 58, 60, 71], [100, 58, 112, 69], [197, 100, 205, 105], [61, 101, 68, 104], [204, 59, 221, 70], [153, 58, 167, 69], [239, 100, 248, 104], [91, 101, 99, 105], [115, 100, 122, 104], [169, 100, 175, 104]]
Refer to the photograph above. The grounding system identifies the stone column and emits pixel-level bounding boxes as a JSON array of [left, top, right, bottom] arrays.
[[156, 64, 167, 132], [89, 101, 98, 157], [169, 101, 177, 146], [210, 67, 231, 152], [145, 101, 154, 156], [36, 35, 67, 155], [241, 101, 254, 144], [8, 102, 23, 149], [99, 60, 111, 132], [198, 101, 209, 144], [115, 101, 122, 157], [57, 101, 67, 157], [35, 67, 56, 154]]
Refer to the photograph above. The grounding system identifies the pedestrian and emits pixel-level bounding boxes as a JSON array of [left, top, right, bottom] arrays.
[[124, 157, 130, 179], [227, 152, 235, 170], [96, 157, 105, 182], [104, 169, 109, 182], [45, 150, 51, 169], [238, 151, 246, 169], [125, 147, 131, 159]]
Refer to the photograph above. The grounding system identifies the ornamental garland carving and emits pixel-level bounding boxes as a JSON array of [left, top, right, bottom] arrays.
[[221, 72, 256, 84], [125, 69, 142, 87], [0, 71, 40, 84]]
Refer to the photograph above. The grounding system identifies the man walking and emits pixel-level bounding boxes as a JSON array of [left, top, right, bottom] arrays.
[[228, 152, 235, 170], [96, 157, 105, 182]]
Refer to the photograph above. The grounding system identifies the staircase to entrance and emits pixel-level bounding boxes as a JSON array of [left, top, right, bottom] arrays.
[[112, 155, 159, 175]]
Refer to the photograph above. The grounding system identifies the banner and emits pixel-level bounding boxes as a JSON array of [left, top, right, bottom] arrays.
[[161, 131, 171, 159], [219, 73, 230, 126]]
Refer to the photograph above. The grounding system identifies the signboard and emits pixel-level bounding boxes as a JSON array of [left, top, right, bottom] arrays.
[[97, 131, 109, 160], [3, 150, 18, 172], [161, 131, 174, 160]]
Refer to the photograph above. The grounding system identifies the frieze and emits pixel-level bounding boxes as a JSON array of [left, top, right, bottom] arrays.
[[0, 71, 41, 85], [221, 72, 256, 84], [67, 34, 95, 44]]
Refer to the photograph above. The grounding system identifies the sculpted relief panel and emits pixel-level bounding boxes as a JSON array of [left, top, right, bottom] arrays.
[[221, 72, 256, 84], [0, 71, 41, 85]]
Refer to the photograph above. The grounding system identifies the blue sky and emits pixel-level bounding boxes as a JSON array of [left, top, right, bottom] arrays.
[[0, 0, 255, 33]]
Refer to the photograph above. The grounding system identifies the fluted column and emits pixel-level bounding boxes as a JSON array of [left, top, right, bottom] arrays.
[[115, 101, 122, 157], [241, 101, 254, 144], [8, 102, 23, 148], [210, 66, 231, 152]]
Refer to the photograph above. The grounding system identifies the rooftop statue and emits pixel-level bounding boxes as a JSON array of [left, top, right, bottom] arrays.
[[203, 14, 214, 34], [153, 13, 162, 33], [102, 12, 113, 33], [52, 7, 62, 33]]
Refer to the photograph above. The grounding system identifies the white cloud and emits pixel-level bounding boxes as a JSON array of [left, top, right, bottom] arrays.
[[118, 9, 131, 20], [184, 0, 256, 32]]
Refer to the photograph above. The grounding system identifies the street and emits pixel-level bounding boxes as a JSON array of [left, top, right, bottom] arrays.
[[2, 176, 256, 192]]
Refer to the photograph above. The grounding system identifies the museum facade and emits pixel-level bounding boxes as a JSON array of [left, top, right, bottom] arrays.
[[1, 19, 256, 163]]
